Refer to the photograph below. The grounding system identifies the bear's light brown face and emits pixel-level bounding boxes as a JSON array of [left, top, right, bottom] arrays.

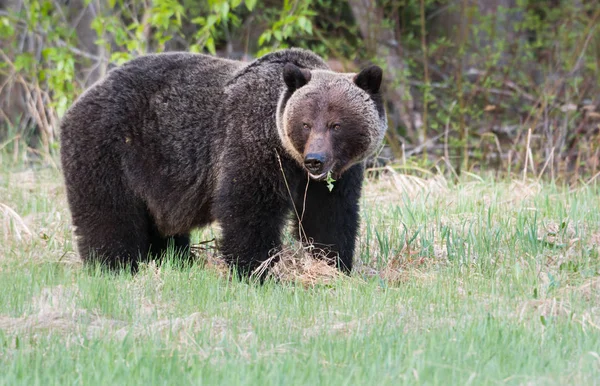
[[277, 64, 386, 181]]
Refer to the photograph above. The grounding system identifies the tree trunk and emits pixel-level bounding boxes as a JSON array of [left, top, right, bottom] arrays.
[[347, 0, 416, 149]]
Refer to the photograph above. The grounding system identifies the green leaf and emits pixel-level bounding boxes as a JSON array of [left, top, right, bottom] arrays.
[[110, 52, 133, 65], [0, 16, 14, 37], [305, 22, 312, 35], [220, 2, 230, 19], [245, 0, 257, 11], [191, 16, 206, 25], [326, 171, 336, 192], [282, 24, 293, 37], [255, 47, 270, 57], [14, 54, 33, 72], [206, 14, 219, 26], [56, 95, 69, 118], [258, 30, 271, 46], [297, 15, 312, 34], [206, 36, 216, 55]]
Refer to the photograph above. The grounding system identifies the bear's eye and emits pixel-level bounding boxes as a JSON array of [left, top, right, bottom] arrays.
[[303, 123, 310, 131], [332, 123, 341, 131]]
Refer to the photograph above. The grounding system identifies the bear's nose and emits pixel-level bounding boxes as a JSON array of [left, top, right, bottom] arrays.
[[304, 153, 325, 174]]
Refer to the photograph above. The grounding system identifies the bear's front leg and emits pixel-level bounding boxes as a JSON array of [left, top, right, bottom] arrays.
[[293, 164, 364, 273], [214, 171, 290, 278]]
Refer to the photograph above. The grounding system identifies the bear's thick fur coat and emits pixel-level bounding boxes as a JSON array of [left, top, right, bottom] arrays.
[[60, 48, 386, 275]]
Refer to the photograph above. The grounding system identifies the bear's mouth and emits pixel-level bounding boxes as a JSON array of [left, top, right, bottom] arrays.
[[308, 171, 328, 180], [307, 163, 336, 181]]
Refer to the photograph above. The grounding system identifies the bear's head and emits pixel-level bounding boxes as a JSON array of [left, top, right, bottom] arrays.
[[276, 63, 387, 181]]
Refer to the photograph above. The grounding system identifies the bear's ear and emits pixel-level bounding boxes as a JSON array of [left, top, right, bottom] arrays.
[[353, 65, 383, 95], [283, 63, 311, 92]]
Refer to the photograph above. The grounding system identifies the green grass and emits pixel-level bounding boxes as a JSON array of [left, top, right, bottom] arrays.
[[1, 165, 599, 385]]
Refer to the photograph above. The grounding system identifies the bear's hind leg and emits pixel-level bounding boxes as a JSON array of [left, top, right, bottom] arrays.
[[73, 206, 151, 272], [67, 179, 153, 272]]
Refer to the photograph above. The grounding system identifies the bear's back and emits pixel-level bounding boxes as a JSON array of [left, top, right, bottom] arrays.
[[61, 52, 243, 145], [115, 52, 243, 89]]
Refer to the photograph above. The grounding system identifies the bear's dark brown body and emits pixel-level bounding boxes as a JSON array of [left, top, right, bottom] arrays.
[[60, 48, 386, 275]]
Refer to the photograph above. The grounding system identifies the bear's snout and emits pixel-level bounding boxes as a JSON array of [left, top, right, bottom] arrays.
[[304, 153, 326, 175]]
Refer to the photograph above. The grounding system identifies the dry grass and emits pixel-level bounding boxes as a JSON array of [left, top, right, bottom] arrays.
[[189, 243, 326, 288], [363, 167, 448, 203], [190, 243, 343, 287], [564, 277, 600, 302], [517, 298, 572, 321], [0, 202, 32, 242], [1, 165, 599, 383], [0, 282, 260, 362], [376, 234, 441, 285], [191, 221, 442, 289], [0, 285, 126, 336], [266, 246, 342, 287]]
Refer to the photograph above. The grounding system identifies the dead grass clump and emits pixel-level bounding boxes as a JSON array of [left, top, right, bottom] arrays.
[[516, 295, 600, 331], [302, 311, 385, 338], [192, 242, 342, 287], [113, 312, 234, 343], [364, 168, 448, 203], [0, 285, 126, 335], [0, 310, 89, 334], [517, 298, 572, 322], [377, 244, 440, 285], [538, 220, 580, 250], [507, 180, 542, 202], [567, 277, 600, 302], [254, 245, 342, 287], [388, 170, 448, 199], [190, 243, 230, 278]]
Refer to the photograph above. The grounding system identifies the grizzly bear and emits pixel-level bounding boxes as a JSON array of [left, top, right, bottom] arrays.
[[60, 48, 386, 276]]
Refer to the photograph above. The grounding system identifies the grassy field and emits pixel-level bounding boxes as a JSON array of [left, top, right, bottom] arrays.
[[1, 162, 599, 385]]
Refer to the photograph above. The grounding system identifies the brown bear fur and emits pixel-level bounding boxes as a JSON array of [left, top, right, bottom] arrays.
[[60, 48, 386, 276]]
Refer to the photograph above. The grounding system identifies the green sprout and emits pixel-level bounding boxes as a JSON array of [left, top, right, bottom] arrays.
[[326, 171, 336, 192]]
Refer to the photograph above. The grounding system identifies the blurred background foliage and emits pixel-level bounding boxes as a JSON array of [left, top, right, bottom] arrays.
[[1, 0, 599, 181]]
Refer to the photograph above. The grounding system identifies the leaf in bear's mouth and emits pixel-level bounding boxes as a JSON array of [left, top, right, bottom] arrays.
[[326, 171, 336, 192]]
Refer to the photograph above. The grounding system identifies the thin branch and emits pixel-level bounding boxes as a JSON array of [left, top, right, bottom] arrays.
[[0, 10, 110, 64]]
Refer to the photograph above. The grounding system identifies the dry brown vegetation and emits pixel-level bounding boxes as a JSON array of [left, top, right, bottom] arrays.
[[1, 166, 599, 344]]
